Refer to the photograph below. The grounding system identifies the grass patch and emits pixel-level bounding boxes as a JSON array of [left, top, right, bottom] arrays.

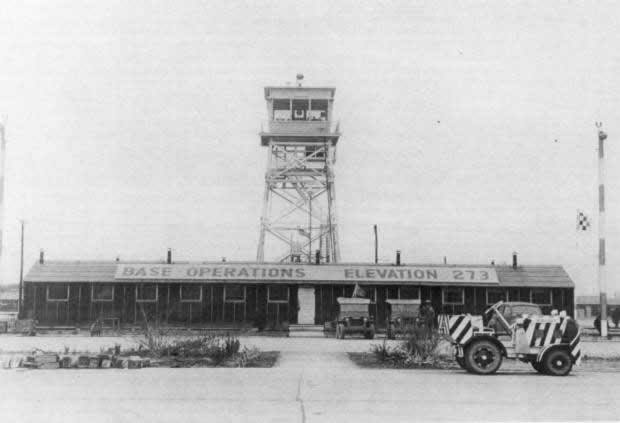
[[124, 330, 279, 368]]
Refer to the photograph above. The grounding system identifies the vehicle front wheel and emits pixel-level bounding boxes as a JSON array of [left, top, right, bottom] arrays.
[[531, 361, 546, 374], [464, 340, 503, 375], [455, 356, 468, 370], [543, 349, 573, 376]]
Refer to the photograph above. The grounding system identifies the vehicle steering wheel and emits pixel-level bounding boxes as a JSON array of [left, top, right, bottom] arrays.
[[484, 300, 504, 316]]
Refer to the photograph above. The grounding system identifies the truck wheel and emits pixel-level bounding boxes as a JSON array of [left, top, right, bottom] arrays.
[[364, 324, 375, 339], [531, 361, 546, 374], [464, 340, 503, 375], [337, 324, 345, 339], [543, 349, 572, 376]]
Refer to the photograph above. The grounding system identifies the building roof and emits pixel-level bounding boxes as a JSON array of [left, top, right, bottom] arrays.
[[24, 261, 574, 288]]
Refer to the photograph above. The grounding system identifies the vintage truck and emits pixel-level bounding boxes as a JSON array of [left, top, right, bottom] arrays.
[[385, 299, 421, 339], [335, 297, 375, 339]]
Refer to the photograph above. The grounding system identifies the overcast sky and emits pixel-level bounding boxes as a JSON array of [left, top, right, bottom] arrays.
[[0, 1, 619, 295]]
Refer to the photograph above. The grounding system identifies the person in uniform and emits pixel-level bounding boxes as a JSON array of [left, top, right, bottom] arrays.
[[419, 300, 436, 330]]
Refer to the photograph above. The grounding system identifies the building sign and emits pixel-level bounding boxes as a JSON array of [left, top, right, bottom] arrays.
[[115, 264, 499, 284]]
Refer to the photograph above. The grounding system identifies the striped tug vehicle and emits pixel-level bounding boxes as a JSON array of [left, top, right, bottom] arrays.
[[449, 301, 581, 376]]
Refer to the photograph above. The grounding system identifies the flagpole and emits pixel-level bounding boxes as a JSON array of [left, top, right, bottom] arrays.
[[596, 122, 608, 338]]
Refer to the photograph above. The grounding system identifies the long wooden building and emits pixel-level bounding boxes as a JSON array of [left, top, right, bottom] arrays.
[[22, 259, 575, 328]]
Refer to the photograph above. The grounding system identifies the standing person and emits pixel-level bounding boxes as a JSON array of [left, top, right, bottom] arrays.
[[419, 300, 436, 330]]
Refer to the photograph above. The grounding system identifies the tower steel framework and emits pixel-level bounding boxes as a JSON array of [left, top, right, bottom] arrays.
[[256, 77, 341, 263]]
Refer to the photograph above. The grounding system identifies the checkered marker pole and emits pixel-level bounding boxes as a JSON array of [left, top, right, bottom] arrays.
[[596, 122, 608, 338]]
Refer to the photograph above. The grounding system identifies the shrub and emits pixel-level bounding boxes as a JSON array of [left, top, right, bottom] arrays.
[[369, 324, 451, 368]]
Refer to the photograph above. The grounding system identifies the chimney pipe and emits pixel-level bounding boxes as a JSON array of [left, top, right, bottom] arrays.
[[167, 248, 172, 264], [315, 249, 321, 265], [39, 249, 44, 264], [396, 250, 401, 266], [512, 252, 518, 269]]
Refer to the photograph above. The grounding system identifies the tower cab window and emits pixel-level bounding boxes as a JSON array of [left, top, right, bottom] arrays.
[[292, 99, 309, 120], [308, 99, 328, 121], [273, 99, 291, 121]]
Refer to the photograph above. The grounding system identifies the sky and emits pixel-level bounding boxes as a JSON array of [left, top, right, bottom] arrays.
[[0, 0, 619, 296]]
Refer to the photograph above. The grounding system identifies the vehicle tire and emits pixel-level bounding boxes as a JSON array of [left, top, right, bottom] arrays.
[[530, 361, 546, 374], [464, 339, 503, 375], [368, 324, 375, 339], [337, 324, 345, 340], [543, 349, 573, 376]]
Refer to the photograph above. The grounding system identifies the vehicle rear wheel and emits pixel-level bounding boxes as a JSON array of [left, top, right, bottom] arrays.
[[337, 323, 345, 340], [365, 324, 375, 339], [464, 339, 503, 375], [543, 349, 573, 376]]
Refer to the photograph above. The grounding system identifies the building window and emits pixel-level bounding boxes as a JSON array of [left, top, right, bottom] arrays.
[[136, 284, 157, 302], [531, 289, 552, 305], [268, 285, 289, 303], [180, 285, 202, 302], [442, 288, 464, 305], [305, 145, 326, 161], [308, 99, 328, 120], [47, 285, 69, 301], [400, 286, 420, 300], [292, 99, 309, 120], [486, 288, 508, 305], [273, 99, 291, 121], [387, 287, 399, 299], [225, 285, 245, 302], [92, 285, 114, 302]]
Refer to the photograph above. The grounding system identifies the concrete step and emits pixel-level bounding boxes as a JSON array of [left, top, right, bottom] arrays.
[[288, 331, 326, 338], [288, 324, 325, 338], [289, 324, 324, 331]]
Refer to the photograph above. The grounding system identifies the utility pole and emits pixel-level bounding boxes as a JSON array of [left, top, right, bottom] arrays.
[[373, 224, 378, 264], [18, 220, 24, 319], [596, 122, 608, 337]]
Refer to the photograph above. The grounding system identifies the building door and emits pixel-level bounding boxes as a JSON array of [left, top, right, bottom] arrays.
[[297, 286, 315, 324]]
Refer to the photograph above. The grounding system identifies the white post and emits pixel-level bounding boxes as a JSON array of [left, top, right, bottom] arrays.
[[597, 122, 608, 337]]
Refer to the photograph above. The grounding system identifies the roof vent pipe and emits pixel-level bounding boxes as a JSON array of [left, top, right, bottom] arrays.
[[396, 250, 401, 266], [167, 248, 172, 264], [512, 252, 518, 269], [39, 249, 44, 265]]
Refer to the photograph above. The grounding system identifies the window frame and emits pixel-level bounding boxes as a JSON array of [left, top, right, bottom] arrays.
[[531, 289, 552, 306], [46, 285, 69, 302], [442, 287, 465, 305], [399, 286, 421, 300], [92, 284, 114, 302], [224, 285, 246, 303], [292, 99, 309, 120], [135, 284, 158, 302], [486, 288, 508, 305], [267, 285, 289, 303], [180, 285, 202, 303]]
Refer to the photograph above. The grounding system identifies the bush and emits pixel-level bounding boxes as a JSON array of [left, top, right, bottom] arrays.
[[371, 340, 408, 363], [369, 324, 451, 368]]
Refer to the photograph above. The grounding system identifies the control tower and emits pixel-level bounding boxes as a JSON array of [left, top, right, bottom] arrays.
[[257, 75, 341, 263]]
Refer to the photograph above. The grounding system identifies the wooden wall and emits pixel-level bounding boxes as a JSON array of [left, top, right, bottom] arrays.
[[22, 282, 574, 327]]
